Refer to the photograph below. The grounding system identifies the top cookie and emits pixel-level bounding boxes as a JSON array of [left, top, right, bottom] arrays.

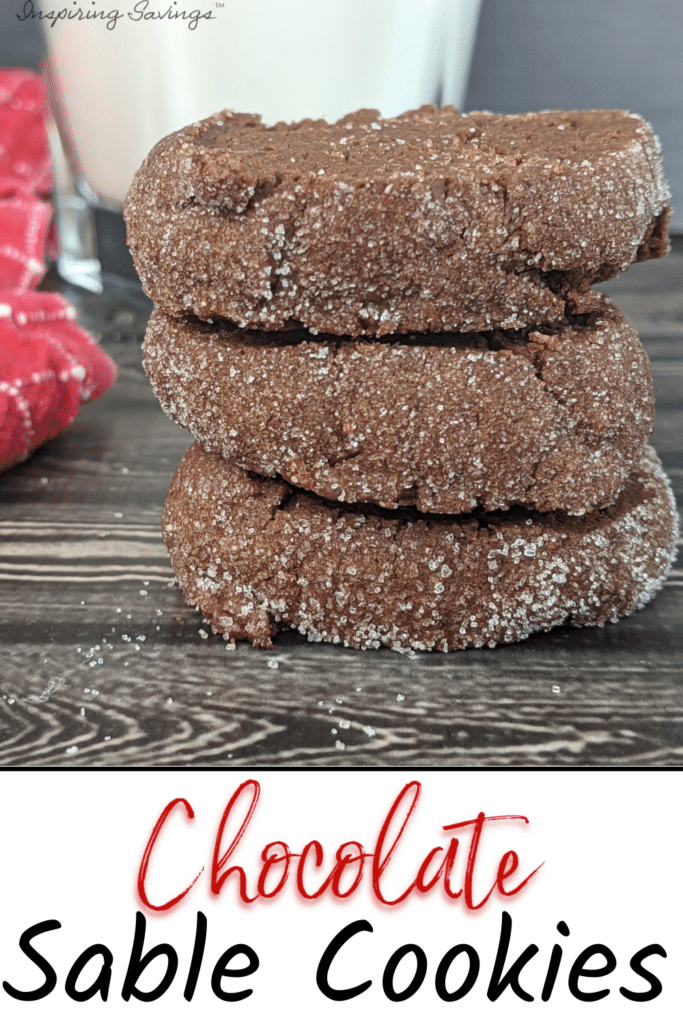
[[125, 106, 670, 336]]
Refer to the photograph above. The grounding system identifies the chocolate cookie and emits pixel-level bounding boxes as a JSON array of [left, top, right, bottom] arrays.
[[145, 297, 654, 516], [162, 443, 678, 652], [125, 106, 670, 336]]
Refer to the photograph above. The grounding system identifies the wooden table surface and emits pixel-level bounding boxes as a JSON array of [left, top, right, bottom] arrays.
[[1, 240, 681, 766]]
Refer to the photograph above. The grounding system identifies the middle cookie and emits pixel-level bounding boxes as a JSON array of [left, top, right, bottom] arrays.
[[144, 296, 653, 516]]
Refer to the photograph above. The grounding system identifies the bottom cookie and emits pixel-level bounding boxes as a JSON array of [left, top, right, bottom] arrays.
[[162, 443, 678, 652]]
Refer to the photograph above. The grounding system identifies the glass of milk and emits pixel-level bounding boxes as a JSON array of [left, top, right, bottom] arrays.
[[40, 0, 481, 293]]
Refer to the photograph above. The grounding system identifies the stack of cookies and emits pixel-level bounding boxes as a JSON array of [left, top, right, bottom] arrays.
[[125, 106, 678, 652]]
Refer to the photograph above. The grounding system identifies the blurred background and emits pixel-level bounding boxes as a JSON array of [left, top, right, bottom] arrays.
[[465, 0, 682, 231], [2, 0, 681, 227]]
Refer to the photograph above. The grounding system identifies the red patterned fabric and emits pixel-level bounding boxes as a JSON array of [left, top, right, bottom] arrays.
[[0, 69, 117, 472], [0, 289, 117, 470], [0, 197, 53, 290], [0, 70, 52, 199], [0, 70, 52, 287]]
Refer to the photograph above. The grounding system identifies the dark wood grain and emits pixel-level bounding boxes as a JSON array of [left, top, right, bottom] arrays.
[[1, 241, 681, 767]]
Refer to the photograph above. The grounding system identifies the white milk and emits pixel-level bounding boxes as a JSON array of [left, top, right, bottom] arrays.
[[43, 0, 480, 205]]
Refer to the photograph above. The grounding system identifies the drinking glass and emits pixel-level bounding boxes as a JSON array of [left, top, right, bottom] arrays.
[[40, 0, 481, 295]]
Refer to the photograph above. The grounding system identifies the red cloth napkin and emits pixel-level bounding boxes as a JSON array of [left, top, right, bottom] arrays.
[[0, 288, 118, 470], [0, 70, 52, 287], [0, 68, 117, 472], [0, 71, 52, 197]]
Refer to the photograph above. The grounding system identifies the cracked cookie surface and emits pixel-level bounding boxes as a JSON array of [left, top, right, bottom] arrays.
[[125, 106, 670, 336], [145, 296, 654, 515], [162, 443, 678, 652]]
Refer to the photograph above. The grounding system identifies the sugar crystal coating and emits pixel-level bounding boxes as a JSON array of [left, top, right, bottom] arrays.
[[145, 297, 654, 516], [125, 107, 670, 337], [162, 443, 678, 652], [136, 104, 675, 655]]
